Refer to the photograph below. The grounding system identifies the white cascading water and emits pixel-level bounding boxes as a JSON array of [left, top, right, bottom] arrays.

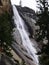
[[13, 5, 39, 65]]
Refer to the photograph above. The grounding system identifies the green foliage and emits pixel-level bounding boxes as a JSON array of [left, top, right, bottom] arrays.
[[36, 0, 49, 65], [36, 0, 49, 53], [0, 12, 14, 57], [39, 54, 49, 65]]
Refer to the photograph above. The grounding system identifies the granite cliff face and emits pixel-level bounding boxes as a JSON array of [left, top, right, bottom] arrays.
[[15, 5, 37, 38], [16, 6, 36, 19], [14, 5, 40, 51], [12, 5, 38, 50], [12, 5, 39, 65]]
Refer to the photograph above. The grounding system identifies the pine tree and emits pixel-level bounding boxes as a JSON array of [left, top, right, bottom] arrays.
[[0, 11, 14, 57], [36, 0, 49, 65], [36, 0, 49, 55]]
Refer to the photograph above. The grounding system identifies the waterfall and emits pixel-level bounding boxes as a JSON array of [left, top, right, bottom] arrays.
[[12, 5, 39, 65]]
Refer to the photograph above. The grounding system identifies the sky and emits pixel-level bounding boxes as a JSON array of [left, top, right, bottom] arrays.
[[11, 0, 37, 11]]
